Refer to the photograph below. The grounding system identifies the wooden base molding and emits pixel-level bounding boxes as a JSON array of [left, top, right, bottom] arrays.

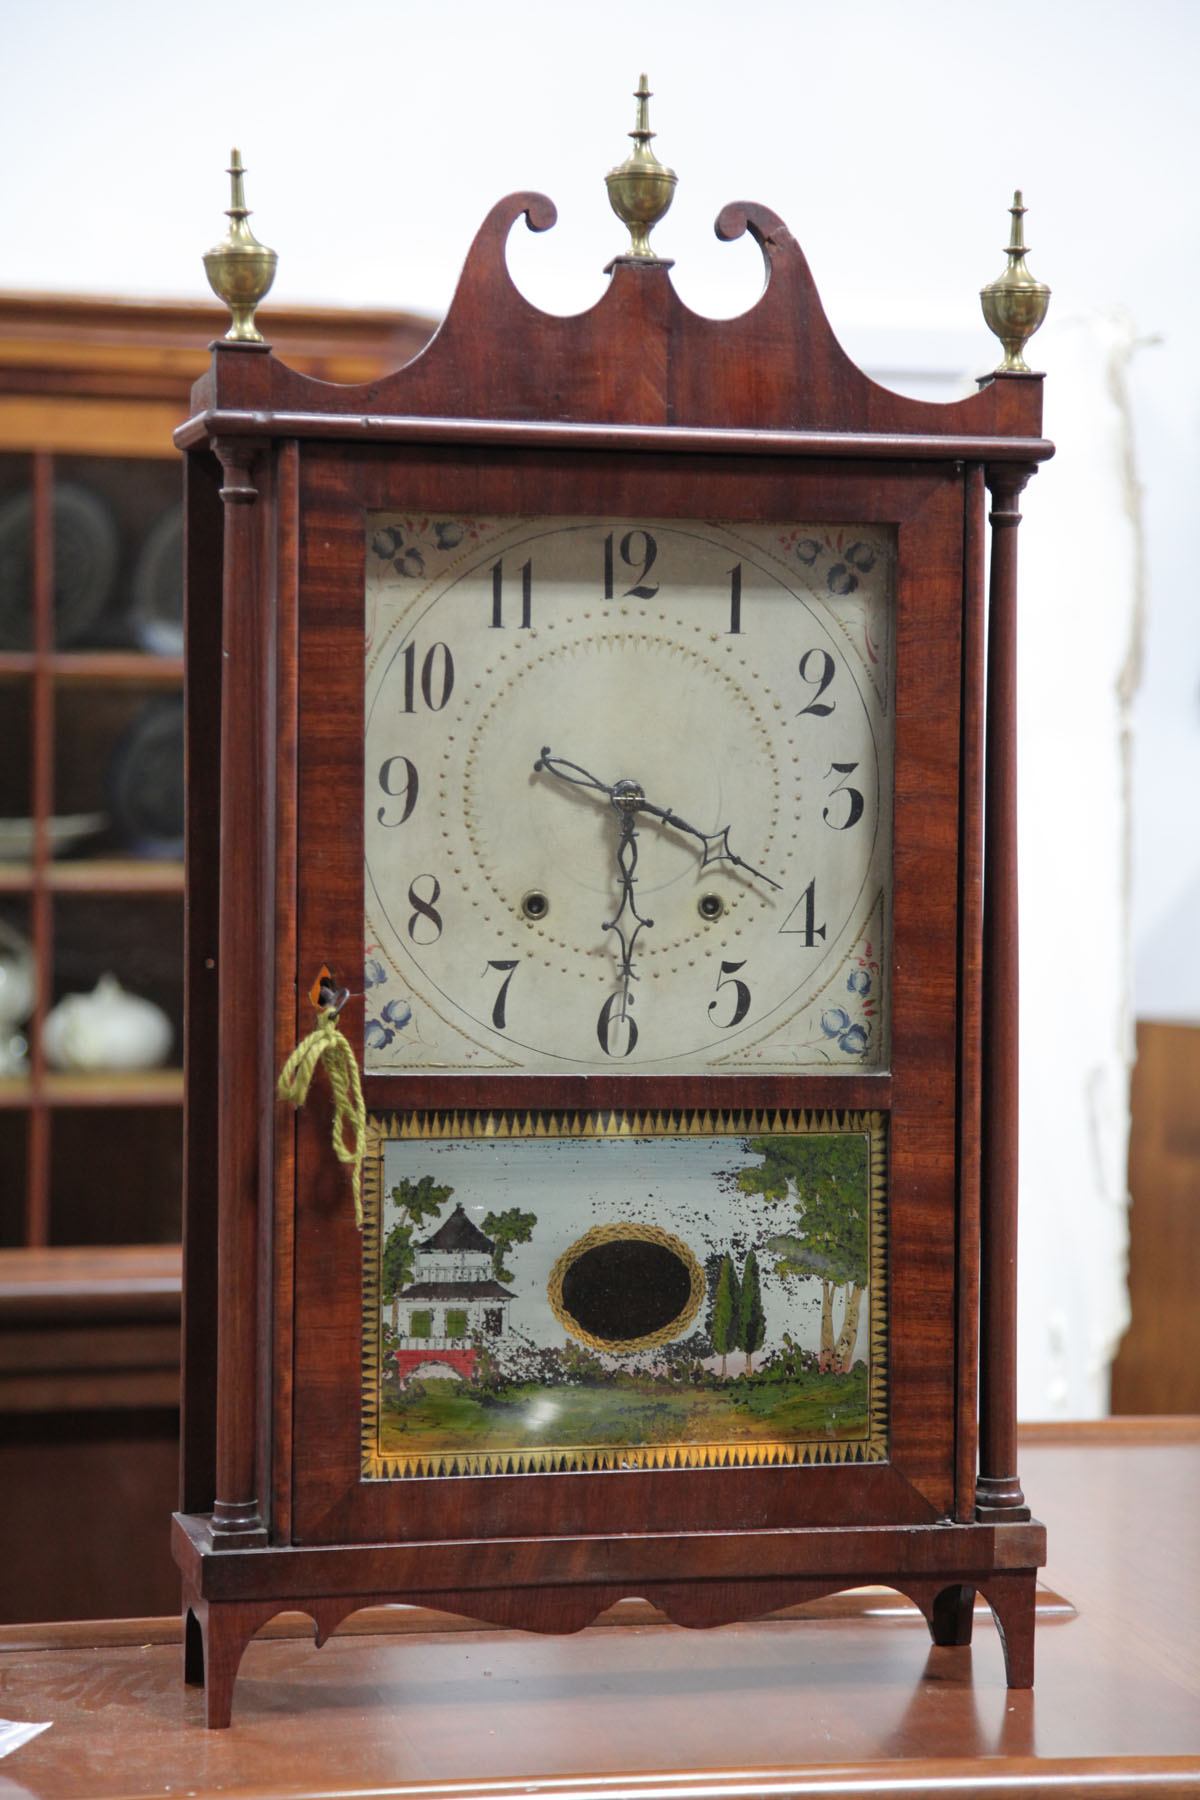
[[174, 1511, 1044, 1728]]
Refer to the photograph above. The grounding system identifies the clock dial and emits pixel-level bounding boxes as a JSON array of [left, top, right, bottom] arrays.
[[364, 517, 893, 1074]]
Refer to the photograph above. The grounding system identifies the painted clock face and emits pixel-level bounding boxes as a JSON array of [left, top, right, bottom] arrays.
[[363, 516, 893, 1074]]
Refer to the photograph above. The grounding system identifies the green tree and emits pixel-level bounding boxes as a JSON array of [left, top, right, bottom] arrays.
[[561, 1340, 606, 1383], [710, 1253, 740, 1378], [481, 1207, 537, 1282], [737, 1249, 766, 1376], [740, 1134, 869, 1374], [470, 1333, 502, 1393], [381, 1174, 453, 1331]]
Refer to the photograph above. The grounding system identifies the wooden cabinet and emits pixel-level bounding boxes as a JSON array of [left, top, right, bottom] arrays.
[[0, 293, 434, 1252], [0, 1243, 183, 1621], [0, 293, 433, 1625], [1110, 1020, 1200, 1414]]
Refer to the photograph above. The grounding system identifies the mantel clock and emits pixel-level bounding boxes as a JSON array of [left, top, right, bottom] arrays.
[[175, 96, 1052, 1727]]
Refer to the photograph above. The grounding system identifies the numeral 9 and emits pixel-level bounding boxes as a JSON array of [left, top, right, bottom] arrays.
[[377, 756, 418, 827]]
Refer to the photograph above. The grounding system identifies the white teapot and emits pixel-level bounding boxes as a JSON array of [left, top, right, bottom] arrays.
[[0, 917, 34, 1076], [43, 973, 172, 1072]]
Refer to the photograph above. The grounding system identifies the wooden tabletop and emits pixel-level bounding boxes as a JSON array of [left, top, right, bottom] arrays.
[[2, 1421, 1197, 1798]]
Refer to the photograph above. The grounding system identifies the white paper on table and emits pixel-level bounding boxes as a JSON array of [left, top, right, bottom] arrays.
[[0, 1721, 51, 1758]]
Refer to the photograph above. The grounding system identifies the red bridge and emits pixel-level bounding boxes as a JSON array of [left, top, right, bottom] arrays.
[[393, 1346, 478, 1384]]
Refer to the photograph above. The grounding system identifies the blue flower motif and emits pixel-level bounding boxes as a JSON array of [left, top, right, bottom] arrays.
[[838, 1023, 869, 1056], [820, 1007, 851, 1038], [367, 524, 424, 577], [847, 968, 871, 996], [364, 958, 388, 989], [381, 998, 412, 1029], [364, 1018, 394, 1050]]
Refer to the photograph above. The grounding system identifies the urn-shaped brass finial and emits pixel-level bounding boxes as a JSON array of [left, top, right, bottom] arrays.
[[605, 74, 677, 259], [203, 149, 277, 344], [980, 190, 1050, 374]]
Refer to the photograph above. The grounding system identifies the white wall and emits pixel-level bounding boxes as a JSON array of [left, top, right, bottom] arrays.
[[1017, 312, 1141, 1415], [6, 0, 1198, 1416]]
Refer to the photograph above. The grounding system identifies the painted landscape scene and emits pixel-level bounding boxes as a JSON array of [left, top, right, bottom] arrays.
[[364, 1120, 886, 1477]]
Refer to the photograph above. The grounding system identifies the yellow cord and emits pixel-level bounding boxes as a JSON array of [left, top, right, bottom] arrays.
[[277, 1008, 367, 1228]]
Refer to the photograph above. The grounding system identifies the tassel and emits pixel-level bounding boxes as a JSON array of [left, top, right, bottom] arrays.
[[277, 1004, 367, 1228]]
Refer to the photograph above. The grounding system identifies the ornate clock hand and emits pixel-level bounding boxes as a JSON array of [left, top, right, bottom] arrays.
[[635, 798, 781, 890], [536, 746, 776, 912], [535, 752, 653, 1034], [535, 748, 775, 889], [605, 779, 654, 1029], [532, 748, 615, 798]]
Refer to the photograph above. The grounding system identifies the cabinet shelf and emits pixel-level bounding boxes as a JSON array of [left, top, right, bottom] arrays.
[[0, 858, 184, 895], [52, 652, 184, 687], [0, 1068, 184, 1111], [0, 1241, 181, 1316], [0, 652, 183, 684]]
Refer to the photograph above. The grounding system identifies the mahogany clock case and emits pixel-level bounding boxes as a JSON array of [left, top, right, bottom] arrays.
[[175, 195, 1050, 1717]]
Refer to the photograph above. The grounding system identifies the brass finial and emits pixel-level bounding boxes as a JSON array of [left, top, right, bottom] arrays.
[[605, 74, 677, 259], [203, 149, 277, 344], [980, 190, 1051, 374]]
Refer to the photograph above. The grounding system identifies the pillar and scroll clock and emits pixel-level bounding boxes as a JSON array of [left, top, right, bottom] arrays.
[[174, 88, 1053, 1726]]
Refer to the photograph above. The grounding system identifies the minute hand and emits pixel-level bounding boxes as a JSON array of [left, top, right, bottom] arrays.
[[637, 798, 780, 890]]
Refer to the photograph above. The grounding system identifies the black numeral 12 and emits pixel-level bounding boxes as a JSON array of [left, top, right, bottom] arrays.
[[604, 529, 658, 600]]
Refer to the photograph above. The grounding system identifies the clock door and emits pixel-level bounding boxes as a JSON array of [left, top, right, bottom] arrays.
[[279, 444, 974, 1553]]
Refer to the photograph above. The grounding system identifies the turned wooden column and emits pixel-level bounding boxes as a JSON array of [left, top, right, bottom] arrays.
[[977, 461, 1034, 1521], [210, 428, 271, 1547]]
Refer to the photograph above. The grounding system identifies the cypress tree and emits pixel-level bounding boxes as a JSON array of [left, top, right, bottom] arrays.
[[737, 1249, 766, 1376], [711, 1254, 739, 1378]]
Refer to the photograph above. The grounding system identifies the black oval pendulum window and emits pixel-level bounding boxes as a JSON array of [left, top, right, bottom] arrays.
[[548, 1224, 705, 1352]]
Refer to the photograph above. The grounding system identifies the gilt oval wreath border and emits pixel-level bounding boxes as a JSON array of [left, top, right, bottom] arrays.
[[547, 1220, 707, 1353]]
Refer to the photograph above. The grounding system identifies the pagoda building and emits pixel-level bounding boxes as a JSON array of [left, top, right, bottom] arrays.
[[392, 1203, 515, 1383]]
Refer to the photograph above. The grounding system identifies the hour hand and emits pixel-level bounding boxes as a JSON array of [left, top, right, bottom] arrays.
[[533, 748, 615, 800]]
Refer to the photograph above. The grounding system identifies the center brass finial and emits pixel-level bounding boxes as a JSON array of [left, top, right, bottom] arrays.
[[605, 74, 677, 260]]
